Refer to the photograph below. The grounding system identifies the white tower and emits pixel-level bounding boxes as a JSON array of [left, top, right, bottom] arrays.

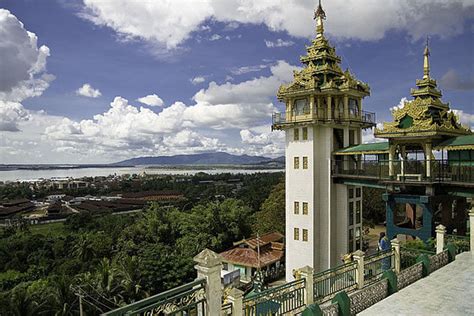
[[272, 1, 375, 280]]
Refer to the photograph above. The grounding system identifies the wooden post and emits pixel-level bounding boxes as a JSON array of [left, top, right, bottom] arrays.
[[353, 250, 365, 289], [436, 224, 446, 254], [470, 208, 474, 256]]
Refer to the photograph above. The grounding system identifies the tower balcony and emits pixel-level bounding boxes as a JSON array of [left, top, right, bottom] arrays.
[[332, 158, 474, 187], [271, 108, 376, 130]]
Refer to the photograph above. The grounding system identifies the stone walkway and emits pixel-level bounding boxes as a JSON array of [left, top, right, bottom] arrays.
[[360, 252, 474, 316]]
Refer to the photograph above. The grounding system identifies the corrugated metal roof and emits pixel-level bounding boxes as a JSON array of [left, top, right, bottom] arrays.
[[436, 135, 474, 150]]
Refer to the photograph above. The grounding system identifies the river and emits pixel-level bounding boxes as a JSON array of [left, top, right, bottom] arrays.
[[0, 166, 284, 182]]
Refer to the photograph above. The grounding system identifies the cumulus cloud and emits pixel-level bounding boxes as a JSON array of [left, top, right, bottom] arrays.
[[42, 60, 298, 160], [265, 39, 294, 48], [80, 0, 474, 50], [440, 69, 474, 91], [209, 34, 222, 41], [76, 83, 102, 98], [190, 76, 206, 85], [0, 9, 53, 132], [452, 110, 474, 129], [137, 94, 164, 107], [230, 64, 268, 75], [390, 97, 409, 112]]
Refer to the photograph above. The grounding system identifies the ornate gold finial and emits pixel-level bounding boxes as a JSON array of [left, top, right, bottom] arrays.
[[423, 36, 430, 79], [314, 0, 326, 20], [314, 0, 326, 38]]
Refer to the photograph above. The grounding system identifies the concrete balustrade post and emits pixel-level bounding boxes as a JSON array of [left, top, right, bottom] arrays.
[[436, 224, 446, 254], [353, 250, 365, 289], [470, 208, 474, 255], [227, 288, 244, 316], [391, 238, 401, 274], [298, 266, 314, 305], [194, 249, 223, 316]]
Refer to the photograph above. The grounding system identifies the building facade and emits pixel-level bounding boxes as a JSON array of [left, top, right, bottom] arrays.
[[272, 1, 375, 280]]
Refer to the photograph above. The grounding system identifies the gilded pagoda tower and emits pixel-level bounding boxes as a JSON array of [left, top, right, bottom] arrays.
[[272, 1, 375, 279]]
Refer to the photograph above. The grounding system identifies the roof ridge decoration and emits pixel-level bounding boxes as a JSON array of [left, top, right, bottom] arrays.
[[376, 41, 471, 139], [277, 0, 370, 100]]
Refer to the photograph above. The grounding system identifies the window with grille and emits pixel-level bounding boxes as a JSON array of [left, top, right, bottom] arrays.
[[294, 228, 299, 240], [302, 202, 308, 215], [294, 201, 299, 214], [302, 229, 308, 241], [294, 128, 299, 141], [303, 157, 308, 169], [294, 157, 300, 169], [302, 127, 308, 140]]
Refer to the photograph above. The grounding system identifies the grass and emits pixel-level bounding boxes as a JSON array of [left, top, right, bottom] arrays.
[[29, 221, 66, 236]]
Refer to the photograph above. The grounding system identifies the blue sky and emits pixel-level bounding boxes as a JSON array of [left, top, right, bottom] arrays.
[[0, 0, 473, 164]]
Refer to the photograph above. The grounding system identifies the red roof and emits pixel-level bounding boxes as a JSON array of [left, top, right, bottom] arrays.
[[220, 232, 284, 268]]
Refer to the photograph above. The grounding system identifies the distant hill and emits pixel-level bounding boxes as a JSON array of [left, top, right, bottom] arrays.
[[113, 152, 284, 166]]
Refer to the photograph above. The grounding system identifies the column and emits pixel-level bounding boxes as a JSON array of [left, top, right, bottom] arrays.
[[228, 288, 244, 316], [287, 99, 293, 122], [435, 224, 446, 254], [389, 145, 396, 178], [425, 142, 432, 178], [310, 94, 315, 117], [470, 208, 474, 255], [327, 95, 332, 120], [400, 146, 406, 176], [316, 96, 322, 119], [298, 266, 314, 305], [391, 238, 401, 274], [353, 250, 365, 289], [343, 95, 349, 121], [193, 249, 222, 316], [358, 97, 362, 117]]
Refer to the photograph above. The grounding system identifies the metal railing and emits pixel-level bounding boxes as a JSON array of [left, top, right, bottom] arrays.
[[446, 234, 470, 254], [333, 159, 474, 184], [364, 249, 394, 285], [242, 278, 305, 315], [272, 109, 376, 126], [102, 278, 206, 316], [313, 262, 357, 303], [400, 246, 435, 270]]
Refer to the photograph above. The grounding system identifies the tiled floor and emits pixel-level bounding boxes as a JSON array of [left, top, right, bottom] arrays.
[[360, 252, 474, 316]]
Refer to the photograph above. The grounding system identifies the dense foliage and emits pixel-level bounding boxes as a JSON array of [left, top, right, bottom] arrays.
[[0, 172, 284, 315]]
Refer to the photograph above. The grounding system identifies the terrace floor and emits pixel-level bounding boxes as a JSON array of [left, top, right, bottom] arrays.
[[360, 252, 474, 316]]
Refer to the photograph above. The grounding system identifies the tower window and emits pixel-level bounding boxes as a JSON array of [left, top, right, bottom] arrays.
[[302, 127, 308, 140], [303, 202, 308, 215], [303, 157, 308, 169], [356, 201, 361, 224], [349, 205, 354, 226], [294, 157, 300, 169], [349, 188, 354, 199], [356, 187, 361, 198], [294, 228, 300, 240], [294, 128, 299, 141], [294, 201, 300, 214], [302, 229, 308, 241], [295, 98, 308, 115]]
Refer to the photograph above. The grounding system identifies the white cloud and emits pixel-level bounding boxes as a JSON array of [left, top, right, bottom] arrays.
[[80, 0, 474, 51], [137, 94, 164, 107], [0, 9, 53, 132], [76, 83, 102, 98], [230, 64, 268, 75], [390, 97, 409, 112], [191, 76, 206, 85], [39, 60, 298, 161], [265, 38, 294, 48], [209, 34, 222, 41], [452, 110, 474, 130]]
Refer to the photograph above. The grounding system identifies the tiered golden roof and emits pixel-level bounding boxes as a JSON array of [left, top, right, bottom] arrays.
[[277, 1, 370, 100], [375, 39, 471, 139]]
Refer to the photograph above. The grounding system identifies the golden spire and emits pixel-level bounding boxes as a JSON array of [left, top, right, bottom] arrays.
[[423, 36, 430, 79], [314, 0, 326, 38]]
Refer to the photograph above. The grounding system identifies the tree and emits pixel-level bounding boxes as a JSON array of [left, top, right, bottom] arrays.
[[362, 187, 386, 225], [253, 181, 285, 234]]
